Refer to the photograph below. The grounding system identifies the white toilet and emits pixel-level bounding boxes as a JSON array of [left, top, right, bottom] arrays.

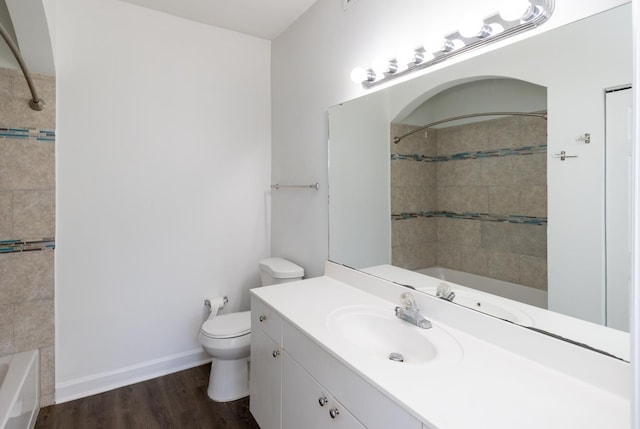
[[199, 257, 304, 402]]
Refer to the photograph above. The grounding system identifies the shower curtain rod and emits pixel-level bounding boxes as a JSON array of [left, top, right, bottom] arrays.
[[0, 21, 45, 111], [393, 111, 547, 144]]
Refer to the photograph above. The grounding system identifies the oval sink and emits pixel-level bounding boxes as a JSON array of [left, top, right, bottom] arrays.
[[326, 304, 463, 365]]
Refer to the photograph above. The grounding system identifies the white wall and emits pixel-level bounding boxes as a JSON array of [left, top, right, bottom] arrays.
[[271, 0, 629, 278], [0, 0, 18, 69], [5, 0, 55, 75], [328, 90, 391, 268], [632, 2, 640, 425], [52, 0, 271, 401], [403, 78, 547, 126]]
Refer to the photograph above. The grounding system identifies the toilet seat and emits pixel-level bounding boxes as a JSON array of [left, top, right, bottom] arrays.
[[201, 311, 251, 339]]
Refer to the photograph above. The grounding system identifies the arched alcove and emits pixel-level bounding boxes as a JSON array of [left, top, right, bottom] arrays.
[[390, 78, 548, 306]]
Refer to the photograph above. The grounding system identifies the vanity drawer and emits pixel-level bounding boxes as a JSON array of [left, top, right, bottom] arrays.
[[251, 295, 283, 345], [283, 322, 422, 429]]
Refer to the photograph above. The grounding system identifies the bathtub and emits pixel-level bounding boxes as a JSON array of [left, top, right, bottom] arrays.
[[0, 351, 39, 429], [416, 266, 547, 309]]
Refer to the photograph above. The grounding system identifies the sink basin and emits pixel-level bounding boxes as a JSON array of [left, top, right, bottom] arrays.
[[326, 305, 463, 365]]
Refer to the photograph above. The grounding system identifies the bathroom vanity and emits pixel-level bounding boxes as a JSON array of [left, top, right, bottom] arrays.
[[250, 293, 421, 429], [249, 261, 630, 429]]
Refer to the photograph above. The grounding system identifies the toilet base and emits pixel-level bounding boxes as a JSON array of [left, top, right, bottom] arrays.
[[207, 357, 249, 402]]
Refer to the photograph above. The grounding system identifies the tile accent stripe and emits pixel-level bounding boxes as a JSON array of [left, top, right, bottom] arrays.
[[391, 211, 547, 225], [0, 127, 56, 142], [0, 238, 56, 253], [391, 144, 546, 162]]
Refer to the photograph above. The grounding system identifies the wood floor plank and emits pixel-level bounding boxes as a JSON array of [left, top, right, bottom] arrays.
[[35, 364, 260, 429]]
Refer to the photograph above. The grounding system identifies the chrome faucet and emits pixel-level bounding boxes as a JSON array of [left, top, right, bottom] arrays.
[[395, 292, 432, 329], [436, 283, 456, 302]]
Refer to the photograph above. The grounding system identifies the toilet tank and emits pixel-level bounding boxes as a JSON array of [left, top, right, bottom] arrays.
[[258, 257, 304, 286]]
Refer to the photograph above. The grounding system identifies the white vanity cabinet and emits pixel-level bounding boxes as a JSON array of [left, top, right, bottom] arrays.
[[282, 353, 364, 429], [249, 299, 283, 429], [250, 295, 423, 429]]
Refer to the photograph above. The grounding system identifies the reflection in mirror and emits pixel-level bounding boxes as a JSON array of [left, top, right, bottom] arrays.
[[389, 78, 548, 309], [328, 4, 631, 360]]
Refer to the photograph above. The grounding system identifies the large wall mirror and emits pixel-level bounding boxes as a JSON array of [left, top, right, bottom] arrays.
[[328, 3, 631, 361]]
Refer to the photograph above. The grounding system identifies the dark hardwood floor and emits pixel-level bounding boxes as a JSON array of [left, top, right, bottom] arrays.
[[36, 364, 260, 429]]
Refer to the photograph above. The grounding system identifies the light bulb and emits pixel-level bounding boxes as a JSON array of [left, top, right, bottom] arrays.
[[371, 57, 391, 77], [489, 23, 505, 35], [423, 33, 453, 53], [449, 39, 466, 51], [421, 51, 434, 62], [350, 67, 369, 84], [396, 46, 417, 67], [499, 0, 534, 21], [458, 15, 491, 38]]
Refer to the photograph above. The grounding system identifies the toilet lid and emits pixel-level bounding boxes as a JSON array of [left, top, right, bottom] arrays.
[[201, 311, 251, 339]]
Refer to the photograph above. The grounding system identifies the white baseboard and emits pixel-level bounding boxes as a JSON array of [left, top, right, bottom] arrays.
[[55, 348, 211, 404]]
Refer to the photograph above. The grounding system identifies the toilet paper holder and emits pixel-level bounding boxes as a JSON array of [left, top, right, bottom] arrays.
[[204, 296, 228, 310]]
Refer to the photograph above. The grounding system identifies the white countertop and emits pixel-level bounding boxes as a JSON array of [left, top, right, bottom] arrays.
[[252, 269, 630, 429], [362, 264, 630, 362]]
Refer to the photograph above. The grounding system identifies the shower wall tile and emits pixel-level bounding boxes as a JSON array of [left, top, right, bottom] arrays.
[[437, 122, 491, 155], [517, 115, 548, 146], [512, 153, 546, 186], [481, 222, 515, 252], [0, 304, 13, 355], [511, 224, 547, 258], [390, 160, 410, 187], [521, 185, 547, 218], [436, 159, 482, 187], [487, 251, 521, 284], [13, 190, 55, 238], [457, 246, 489, 277], [0, 140, 55, 190], [391, 242, 437, 270], [480, 157, 514, 186], [437, 186, 489, 213], [436, 217, 481, 247], [391, 114, 547, 293], [40, 345, 55, 407], [0, 251, 55, 304], [0, 68, 12, 98], [3, 71, 56, 131], [0, 192, 12, 236], [519, 255, 548, 290], [14, 298, 54, 352], [0, 253, 21, 305], [488, 186, 521, 215], [391, 185, 436, 213], [391, 160, 435, 187], [436, 242, 462, 271], [391, 123, 436, 156], [1, 67, 56, 407], [392, 217, 436, 248], [484, 116, 520, 150]]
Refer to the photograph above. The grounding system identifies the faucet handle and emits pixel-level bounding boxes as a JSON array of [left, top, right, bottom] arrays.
[[400, 292, 417, 309]]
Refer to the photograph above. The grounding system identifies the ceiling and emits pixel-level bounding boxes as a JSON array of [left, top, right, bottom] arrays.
[[120, 0, 319, 40]]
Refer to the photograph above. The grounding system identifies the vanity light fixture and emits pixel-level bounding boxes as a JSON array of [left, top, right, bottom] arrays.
[[351, 0, 553, 89], [499, 0, 538, 21], [458, 14, 494, 39], [422, 33, 456, 54]]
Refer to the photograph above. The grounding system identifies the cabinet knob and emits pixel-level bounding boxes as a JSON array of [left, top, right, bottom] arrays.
[[259, 315, 267, 322], [329, 408, 340, 419], [272, 350, 280, 358], [318, 396, 328, 407]]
